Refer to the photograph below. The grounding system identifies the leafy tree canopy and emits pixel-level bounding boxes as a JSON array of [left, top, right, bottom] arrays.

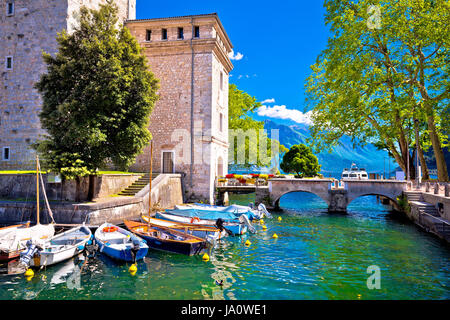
[[34, 3, 159, 180], [280, 144, 321, 178]]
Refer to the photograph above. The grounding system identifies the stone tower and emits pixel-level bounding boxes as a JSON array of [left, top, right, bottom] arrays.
[[126, 14, 233, 203], [0, 0, 135, 169]]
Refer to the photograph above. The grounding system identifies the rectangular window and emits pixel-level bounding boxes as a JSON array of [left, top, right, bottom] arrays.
[[162, 151, 174, 173], [177, 27, 184, 40], [161, 28, 167, 40], [220, 71, 223, 91], [2, 147, 10, 161], [194, 26, 200, 38], [6, 2, 14, 16], [5, 56, 13, 70], [220, 113, 223, 132], [146, 29, 152, 41]]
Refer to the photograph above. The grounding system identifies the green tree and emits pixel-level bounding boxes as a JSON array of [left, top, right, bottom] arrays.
[[228, 84, 285, 170], [280, 144, 321, 178], [305, 0, 449, 181], [34, 3, 159, 200]]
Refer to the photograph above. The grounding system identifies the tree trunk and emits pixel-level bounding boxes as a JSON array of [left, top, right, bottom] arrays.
[[75, 176, 81, 202], [418, 145, 430, 180], [87, 174, 96, 201], [414, 119, 430, 180], [427, 115, 449, 181]]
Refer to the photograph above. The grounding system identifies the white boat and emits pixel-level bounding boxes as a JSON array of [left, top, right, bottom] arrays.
[[140, 214, 229, 244], [341, 163, 369, 180], [155, 211, 254, 235], [0, 155, 55, 261], [21, 225, 92, 267], [174, 203, 271, 219], [0, 224, 55, 262]]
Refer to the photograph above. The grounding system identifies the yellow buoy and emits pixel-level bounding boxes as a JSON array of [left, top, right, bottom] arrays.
[[24, 268, 34, 278], [278, 216, 282, 222], [262, 225, 267, 230], [272, 233, 278, 239], [25, 276, 33, 282], [259, 219, 264, 225], [244, 240, 251, 246], [129, 264, 137, 273], [202, 253, 210, 261]]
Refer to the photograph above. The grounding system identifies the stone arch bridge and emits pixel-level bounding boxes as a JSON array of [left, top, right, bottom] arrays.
[[268, 178, 410, 213]]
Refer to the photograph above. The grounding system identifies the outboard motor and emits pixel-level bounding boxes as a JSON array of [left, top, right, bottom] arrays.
[[215, 218, 233, 236], [130, 239, 141, 264], [257, 203, 272, 218], [19, 240, 40, 267], [239, 214, 256, 234]]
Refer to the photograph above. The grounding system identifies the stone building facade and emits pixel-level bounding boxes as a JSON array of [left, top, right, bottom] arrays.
[[126, 14, 233, 203], [1, 2, 233, 204], [0, 0, 135, 169]]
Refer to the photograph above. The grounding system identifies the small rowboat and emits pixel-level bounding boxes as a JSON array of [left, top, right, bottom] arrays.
[[124, 220, 208, 256], [155, 211, 247, 236], [0, 223, 55, 262], [94, 223, 148, 262], [140, 214, 229, 243], [174, 203, 264, 220], [21, 225, 92, 267]]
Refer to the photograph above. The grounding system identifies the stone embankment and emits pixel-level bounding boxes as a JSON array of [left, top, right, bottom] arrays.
[[0, 173, 183, 225], [404, 182, 450, 244]]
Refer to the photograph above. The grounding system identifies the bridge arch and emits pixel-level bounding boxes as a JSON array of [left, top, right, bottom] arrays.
[[273, 190, 330, 209], [347, 193, 400, 211], [269, 179, 333, 208]]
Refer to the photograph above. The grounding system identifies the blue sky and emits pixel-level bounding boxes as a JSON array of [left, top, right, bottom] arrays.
[[136, 0, 330, 127]]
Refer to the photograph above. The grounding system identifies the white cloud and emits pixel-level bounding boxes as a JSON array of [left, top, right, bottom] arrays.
[[261, 98, 275, 104], [228, 50, 244, 61], [256, 105, 313, 125]]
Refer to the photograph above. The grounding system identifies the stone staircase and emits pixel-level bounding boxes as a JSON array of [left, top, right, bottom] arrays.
[[117, 173, 159, 197], [405, 191, 450, 241], [404, 191, 423, 202]]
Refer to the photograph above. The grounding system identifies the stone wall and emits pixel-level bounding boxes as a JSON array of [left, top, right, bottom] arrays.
[[0, 0, 134, 170], [0, 173, 142, 201], [0, 173, 183, 225], [126, 14, 233, 204]]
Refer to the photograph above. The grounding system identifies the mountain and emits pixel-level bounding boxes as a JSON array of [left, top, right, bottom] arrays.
[[263, 119, 395, 176]]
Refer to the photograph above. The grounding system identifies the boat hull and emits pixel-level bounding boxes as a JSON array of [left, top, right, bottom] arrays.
[[140, 215, 227, 242], [28, 226, 92, 267], [124, 220, 207, 256], [156, 212, 246, 236], [0, 249, 20, 262]]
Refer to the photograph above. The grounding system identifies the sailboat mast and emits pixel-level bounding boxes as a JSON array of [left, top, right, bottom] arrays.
[[36, 154, 40, 225], [149, 140, 153, 217]]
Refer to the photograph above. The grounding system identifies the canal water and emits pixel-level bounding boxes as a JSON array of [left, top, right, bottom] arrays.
[[0, 192, 449, 300]]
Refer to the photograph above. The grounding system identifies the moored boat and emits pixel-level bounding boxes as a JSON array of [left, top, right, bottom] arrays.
[[124, 220, 209, 256], [155, 210, 248, 235], [20, 225, 92, 268], [0, 155, 56, 262], [140, 214, 229, 243], [0, 224, 55, 262], [94, 223, 148, 262], [175, 203, 268, 220]]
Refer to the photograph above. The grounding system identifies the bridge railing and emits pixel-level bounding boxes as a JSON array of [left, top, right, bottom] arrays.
[[418, 182, 450, 196], [216, 174, 275, 187]]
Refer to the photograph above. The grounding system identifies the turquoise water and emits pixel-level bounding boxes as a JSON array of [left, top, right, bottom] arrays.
[[0, 192, 449, 300]]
